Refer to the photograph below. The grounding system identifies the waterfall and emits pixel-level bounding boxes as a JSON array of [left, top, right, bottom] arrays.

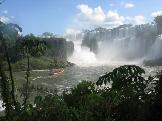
[[68, 40, 98, 66], [65, 24, 162, 66]]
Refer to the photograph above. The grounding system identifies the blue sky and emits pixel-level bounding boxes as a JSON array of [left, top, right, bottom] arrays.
[[0, 0, 162, 35]]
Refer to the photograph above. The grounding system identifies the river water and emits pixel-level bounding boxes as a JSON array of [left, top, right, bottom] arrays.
[[13, 65, 115, 92], [13, 65, 162, 93]]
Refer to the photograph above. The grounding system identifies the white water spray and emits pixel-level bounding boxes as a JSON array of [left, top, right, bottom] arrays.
[[66, 25, 162, 67], [66, 33, 140, 66]]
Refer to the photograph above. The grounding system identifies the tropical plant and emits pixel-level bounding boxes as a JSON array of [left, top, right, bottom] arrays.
[[0, 59, 13, 121], [0, 21, 22, 121], [18, 34, 47, 108], [96, 65, 157, 121]]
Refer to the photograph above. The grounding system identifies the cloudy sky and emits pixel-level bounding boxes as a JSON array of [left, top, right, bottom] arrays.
[[0, 0, 162, 35]]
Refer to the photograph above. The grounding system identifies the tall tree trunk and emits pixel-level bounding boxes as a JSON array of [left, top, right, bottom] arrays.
[[2, 39, 16, 106], [4, 43, 16, 106], [0, 59, 13, 121], [23, 50, 30, 108]]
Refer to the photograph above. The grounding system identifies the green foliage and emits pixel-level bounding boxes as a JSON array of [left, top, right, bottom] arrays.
[[0, 21, 22, 120], [17, 34, 48, 108], [4, 56, 73, 71], [41, 32, 55, 38], [97, 65, 146, 97], [0, 62, 13, 121], [63, 81, 96, 108], [63, 81, 113, 121], [18, 34, 47, 57], [0, 21, 22, 47]]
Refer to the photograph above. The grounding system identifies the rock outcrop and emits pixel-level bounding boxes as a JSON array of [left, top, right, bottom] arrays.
[[44, 37, 74, 61]]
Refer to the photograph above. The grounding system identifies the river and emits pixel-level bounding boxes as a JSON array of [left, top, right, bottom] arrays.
[[13, 65, 162, 93]]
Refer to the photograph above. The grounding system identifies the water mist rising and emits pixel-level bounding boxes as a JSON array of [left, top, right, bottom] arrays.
[[66, 34, 100, 66], [66, 34, 139, 66], [66, 24, 162, 66]]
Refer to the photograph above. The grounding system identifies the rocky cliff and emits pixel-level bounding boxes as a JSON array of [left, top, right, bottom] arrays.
[[44, 37, 74, 61]]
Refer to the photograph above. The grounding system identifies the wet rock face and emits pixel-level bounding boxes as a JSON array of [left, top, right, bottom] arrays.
[[45, 38, 67, 61], [67, 41, 74, 57], [44, 37, 74, 61], [82, 37, 98, 54]]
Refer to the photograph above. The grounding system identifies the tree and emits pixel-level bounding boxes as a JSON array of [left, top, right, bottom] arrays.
[[96, 65, 154, 121], [41, 32, 55, 38], [0, 58, 12, 121], [0, 21, 22, 109], [19, 34, 47, 107]]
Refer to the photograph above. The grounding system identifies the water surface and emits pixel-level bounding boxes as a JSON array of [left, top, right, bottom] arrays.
[[13, 65, 162, 92]]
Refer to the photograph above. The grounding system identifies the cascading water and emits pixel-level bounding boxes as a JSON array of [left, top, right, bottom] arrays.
[[66, 33, 102, 66], [68, 40, 98, 66], [66, 24, 162, 66]]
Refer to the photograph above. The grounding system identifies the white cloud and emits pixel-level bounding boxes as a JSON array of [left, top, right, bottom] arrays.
[[0, 16, 10, 23], [124, 3, 134, 8], [76, 4, 125, 28], [106, 10, 125, 22], [3, 10, 8, 14], [77, 4, 93, 15], [77, 4, 105, 24], [151, 10, 162, 17], [66, 4, 146, 33]]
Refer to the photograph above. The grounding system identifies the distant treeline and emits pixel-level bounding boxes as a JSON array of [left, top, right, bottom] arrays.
[[0, 26, 74, 71], [2, 33, 74, 63]]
